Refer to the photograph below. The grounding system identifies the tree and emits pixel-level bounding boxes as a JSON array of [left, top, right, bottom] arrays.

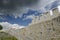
[[0, 25, 3, 30]]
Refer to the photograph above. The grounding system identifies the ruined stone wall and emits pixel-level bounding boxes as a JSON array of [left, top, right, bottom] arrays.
[[30, 8, 60, 25], [5, 8, 60, 40], [16, 16, 60, 40], [5, 15, 60, 40]]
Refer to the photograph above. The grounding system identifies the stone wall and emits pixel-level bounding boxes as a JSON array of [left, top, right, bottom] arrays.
[[5, 8, 60, 40], [5, 15, 60, 40], [17, 16, 60, 40], [30, 8, 60, 25]]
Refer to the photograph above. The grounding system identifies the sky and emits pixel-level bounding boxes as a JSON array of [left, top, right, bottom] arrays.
[[0, 0, 60, 30]]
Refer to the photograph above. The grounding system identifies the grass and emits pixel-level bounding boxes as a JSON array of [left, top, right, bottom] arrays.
[[0, 32, 18, 40]]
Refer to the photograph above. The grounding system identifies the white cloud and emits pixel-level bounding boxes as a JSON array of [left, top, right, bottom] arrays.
[[0, 0, 58, 27], [0, 22, 25, 30], [25, 15, 35, 19]]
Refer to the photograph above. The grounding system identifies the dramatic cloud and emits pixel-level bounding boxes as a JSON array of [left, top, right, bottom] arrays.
[[45, 0, 60, 11], [0, 0, 57, 17], [0, 0, 59, 26]]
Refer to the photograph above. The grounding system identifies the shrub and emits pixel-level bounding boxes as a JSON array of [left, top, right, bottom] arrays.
[[0, 25, 3, 30]]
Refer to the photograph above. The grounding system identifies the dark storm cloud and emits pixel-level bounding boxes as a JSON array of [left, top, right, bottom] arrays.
[[0, 0, 57, 16], [16, 0, 38, 6], [4, 0, 37, 6], [0, 0, 38, 10], [0, 0, 38, 15]]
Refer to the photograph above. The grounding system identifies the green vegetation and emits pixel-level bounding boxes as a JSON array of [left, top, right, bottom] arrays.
[[0, 25, 3, 30], [0, 37, 18, 40], [0, 32, 18, 40]]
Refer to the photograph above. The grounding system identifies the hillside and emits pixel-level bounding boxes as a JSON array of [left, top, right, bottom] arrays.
[[0, 31, 17, 40]]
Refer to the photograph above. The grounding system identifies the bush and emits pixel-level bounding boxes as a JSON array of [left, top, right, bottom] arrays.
[[0, 25, 3, 30], [1, 37, 18, 40]]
